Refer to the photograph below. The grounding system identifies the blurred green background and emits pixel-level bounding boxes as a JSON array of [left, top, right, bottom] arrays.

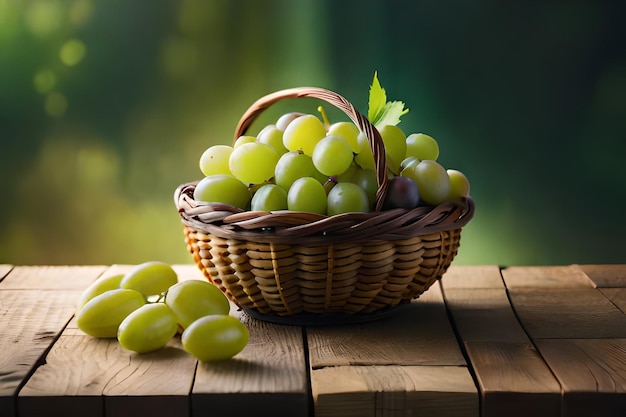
[[1, 0, 625, 266]]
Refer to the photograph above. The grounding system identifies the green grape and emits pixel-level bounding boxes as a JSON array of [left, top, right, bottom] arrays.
[[327, 121, 360, 153], [117, 303, 178, 353], [336, 161, 359, 183], [233, 135, 256, 148], [165, 280, 231, 329], [401, 160, 451, 205], [76, 288, 146, 338], [354, 131, 375, 170], [351, 168, 378, 209], [446, 169, 470, 201], [199, 145, 233, 176], [312, 135, 354, 177], [250, 184, 288, 211], [229, 142, 279, 185], [287, 177, 327, 214], [120, 261, 178, 298], [282, 114, 326, 156], [400, 156, 420, 172], [274, 151, 317, 190], [378, 125, 406, 175], [406, 133, 439, 161], [76, 273, 124, 311], [311, 166, 329, 185], [275, 112, 305, 131], [182, 315, 249, 362], [256, 124, 275, 138], [193, 174, 252, 209], [257, 125, 288, 155], [327, 182, 370, 215]]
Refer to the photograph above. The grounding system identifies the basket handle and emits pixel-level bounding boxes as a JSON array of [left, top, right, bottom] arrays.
[[233, 87, 389, 211]]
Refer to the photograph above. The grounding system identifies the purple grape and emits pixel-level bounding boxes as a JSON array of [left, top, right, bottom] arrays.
[[382, 176, 420, 210]]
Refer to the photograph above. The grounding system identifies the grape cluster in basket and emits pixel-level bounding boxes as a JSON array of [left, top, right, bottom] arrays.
[[194, 74, 470, 215], [75, 261, 249, 362]]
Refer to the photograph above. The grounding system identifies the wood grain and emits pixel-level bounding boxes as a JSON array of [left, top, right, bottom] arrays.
[[15, 264, 241, 417], [501, 265, 595, 289], [441, 265, 505, 289], [3, 264, 626, 417], [19, 334, 196, 417], [180, 262, 309, 416], [191, 310, 309, 417], [17, 264, 237, 417], [1, 267, 106, 417], [442, 285, 562, 417], [0, 265, 107, 290], [0, 290, 81, 417], [442, 288, 528, 343], [576, 264, 626, 288], [508, 289, 626, 338], [535, 339, 626, 417], [307, 282, 465, 367], [600, 288, 626, 313], [465, 341, 561, 417], [312, 365, 478, 417]]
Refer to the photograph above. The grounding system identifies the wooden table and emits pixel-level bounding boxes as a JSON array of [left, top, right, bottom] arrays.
[[1, 264, 625, 417]]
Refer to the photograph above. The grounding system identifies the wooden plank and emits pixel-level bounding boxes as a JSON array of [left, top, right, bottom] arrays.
[[441, 265, 505, 289], [508, 289, 626, 338], [600, 288, 626, 313], [312, 365, 478, 417], [18, 334, 196, 417], [0, 266, 105, 417], [442, 288, 528, 343], [307, 283, 466, 368], [308, 282, 474, 416], [465, 341, 561, 417], [442, 287, 562, 417], [535, 339, 626, 417], [0, 290, 82, 417], [576, 264, 626, 288], [177, 264, 308, 415], [501, 265, 595, 289], [191, 311, 309, 417], [17, 264, 210, 417], [0, 265, 108, 290]]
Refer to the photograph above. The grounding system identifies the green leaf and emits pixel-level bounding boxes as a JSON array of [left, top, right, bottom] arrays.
[[368, 71, 386, 122], [367, 71, 409, 129]]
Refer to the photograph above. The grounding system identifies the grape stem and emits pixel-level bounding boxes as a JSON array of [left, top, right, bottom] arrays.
[[323, 176, 337, 194], [317, 105, 330, 130]]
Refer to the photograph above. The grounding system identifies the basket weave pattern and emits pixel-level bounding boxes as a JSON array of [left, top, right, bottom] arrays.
[[175, 87, 474, 318]]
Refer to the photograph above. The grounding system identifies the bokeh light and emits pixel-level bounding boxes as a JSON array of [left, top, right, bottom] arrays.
[[60, 39, 87, 66], [33, 69, 57, 94], [24, 0, 64, 37]]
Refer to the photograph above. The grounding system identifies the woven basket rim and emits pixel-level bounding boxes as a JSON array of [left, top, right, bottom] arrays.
[[175, 181, 474, 245]]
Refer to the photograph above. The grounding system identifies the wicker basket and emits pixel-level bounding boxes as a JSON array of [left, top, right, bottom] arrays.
[[175, 87, 474, 324]]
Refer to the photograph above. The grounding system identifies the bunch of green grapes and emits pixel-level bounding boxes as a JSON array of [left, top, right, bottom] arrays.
[[195, 109, 471, 215], [75, 261, 249, 362]]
